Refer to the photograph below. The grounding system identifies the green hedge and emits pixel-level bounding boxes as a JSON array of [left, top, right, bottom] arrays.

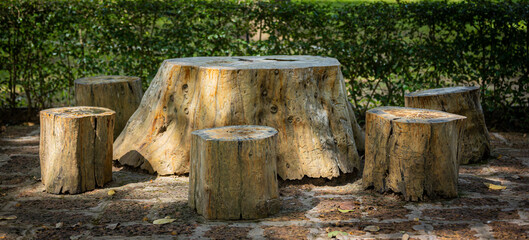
[[1, 0, 528, 130]]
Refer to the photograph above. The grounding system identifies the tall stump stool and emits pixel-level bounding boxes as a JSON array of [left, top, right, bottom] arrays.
[[75, 75, 143, 139], [362, 107, 466, 201], [40, 107, 115, 194], [405, 86, 490, 164], [189, 125, 280, 220]]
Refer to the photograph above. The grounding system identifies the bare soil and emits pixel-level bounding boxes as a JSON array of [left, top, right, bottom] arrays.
[[0, 125, 527, 239]]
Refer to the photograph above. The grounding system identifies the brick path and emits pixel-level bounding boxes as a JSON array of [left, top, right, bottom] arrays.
[[0, 125, 528, 239]]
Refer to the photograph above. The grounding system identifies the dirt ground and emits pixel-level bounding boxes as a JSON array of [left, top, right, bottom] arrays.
[[0, 125, 528, 239]]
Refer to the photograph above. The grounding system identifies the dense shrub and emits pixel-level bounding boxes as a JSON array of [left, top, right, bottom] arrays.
[[1, 0, 527, 130]]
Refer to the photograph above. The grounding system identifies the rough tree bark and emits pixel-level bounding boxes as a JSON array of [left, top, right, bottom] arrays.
[[114, 56, 363, 179], [347, 101, 365, 154], [75, 75, 143, 140], [189, 125, 280, 220], [40, 107, 115, 194], [405, 86, 490, 164], [362, 106, 466, 201]]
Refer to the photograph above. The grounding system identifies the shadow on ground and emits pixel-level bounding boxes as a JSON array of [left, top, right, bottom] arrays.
[[0, 125, 528, 239]]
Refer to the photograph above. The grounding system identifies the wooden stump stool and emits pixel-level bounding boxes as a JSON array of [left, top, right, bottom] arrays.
[[114, 56, 363, 180], [405, 86, 490, 164], [189, 125, 280, 220], [40, 107, 115, 194], [75, 75, 143, 140], [362, 106, 466, 201]]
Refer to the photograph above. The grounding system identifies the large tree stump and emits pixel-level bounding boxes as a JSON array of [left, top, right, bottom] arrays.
[[40, 107, 115, 194], [405, 86, 491, 164], [189, 125, 280, 220], [362, 106, 466, 201], [114, 56, 363, 179], [75, 75, 143, 140]]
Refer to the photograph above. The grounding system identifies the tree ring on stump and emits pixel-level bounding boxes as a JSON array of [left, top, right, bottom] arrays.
[[74, 75, 140, 85], [41, 106, 115, 118], [192, 125, 278, 141], [405, 86, 479, 97]]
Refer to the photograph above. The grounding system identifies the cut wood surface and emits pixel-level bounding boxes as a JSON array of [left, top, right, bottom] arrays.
[[40, 107, 115, 194], [362, 106, 466, 201], [189, 125, 280, 220], [114, 56, 363, 179], [405, 86, 490, 164], [75, 75, 143, 140]]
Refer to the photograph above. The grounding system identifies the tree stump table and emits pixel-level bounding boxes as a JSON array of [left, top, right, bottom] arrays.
[[40, 107, 115, 194], [189, 125, 280, 220], [75, 75, 143, 140], [362, 106, 466, 201], [405, 86, 490, 164], [113, 56, 364, 180]]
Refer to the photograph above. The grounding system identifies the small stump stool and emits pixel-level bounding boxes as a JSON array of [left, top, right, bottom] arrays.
[[405, 86, 490, 164], [362, 107, 466, 201], [189, 125, 280, 220], [40, 107, 115, 194], [75, 75, 143, 139]]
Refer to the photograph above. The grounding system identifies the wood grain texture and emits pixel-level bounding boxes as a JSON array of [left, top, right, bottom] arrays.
[[362, 106, 466, 201], [75, 75, 143, 140], [40, 107, 114, 194], [113, 56, 363, 179], [189, 125, 280, 220], [405, 86, 490, 164]]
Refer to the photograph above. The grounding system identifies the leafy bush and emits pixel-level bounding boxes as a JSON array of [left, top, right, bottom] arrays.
[[1, 0, 527, 130]]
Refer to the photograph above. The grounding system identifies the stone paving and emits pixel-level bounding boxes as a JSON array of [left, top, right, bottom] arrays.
[[0, 124, 528, 239]]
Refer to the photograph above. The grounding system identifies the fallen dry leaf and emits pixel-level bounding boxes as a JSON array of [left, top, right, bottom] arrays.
[[402, 233, 410, 240], [0, 216, 17, 220], [327, 231, 348, 238], [107, 189, 116, 196], [106, 223, 119, 230], [364, 225, 380, 232], [484, 183, 507, 190], [153, 218, 176, 225], [337, 208, 354, 213]]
